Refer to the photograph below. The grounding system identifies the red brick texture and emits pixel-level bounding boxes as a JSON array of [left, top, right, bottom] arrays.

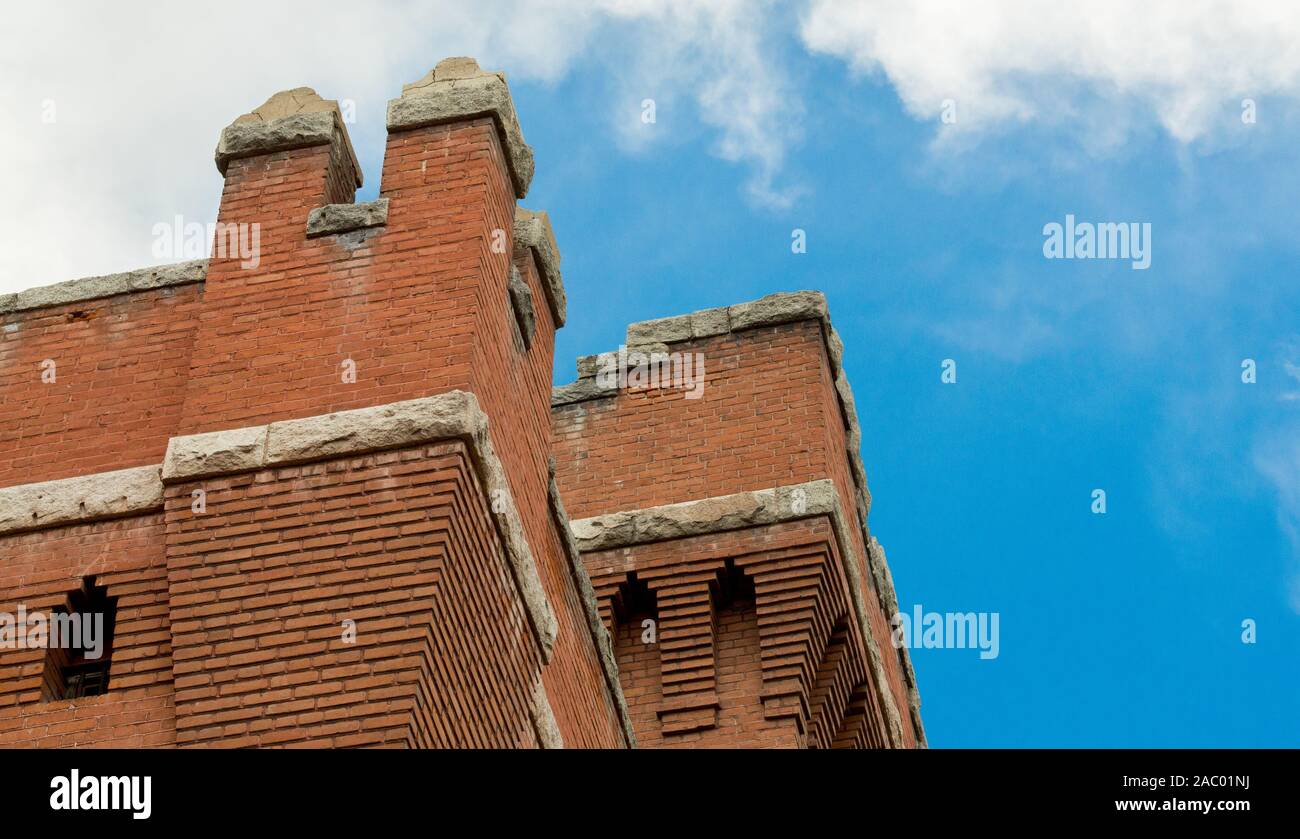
[[0, 515, 176, 747], [589, 520, 893, 748], [553, 320, 921, 748], [164, 442, 550, 748], [0, 283, 202, 489]]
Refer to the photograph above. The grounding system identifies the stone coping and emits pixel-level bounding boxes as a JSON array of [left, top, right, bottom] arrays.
[[306, 198, 390, 238], [215, 88, 362, 188], [0, 465, 165, 536], [514, 207, 566, 327], [387, 57, 534, 199], [528, 676, 565, 749], [0, 260, 207, 316]]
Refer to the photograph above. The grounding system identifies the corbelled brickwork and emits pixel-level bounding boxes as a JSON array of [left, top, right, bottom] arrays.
[[0, 56, 921, 748]]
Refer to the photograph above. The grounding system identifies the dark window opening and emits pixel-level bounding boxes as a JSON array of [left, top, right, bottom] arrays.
[[713, 559, 756, 610], [40, 576, 117, 701], [612, 572, 657, 627]]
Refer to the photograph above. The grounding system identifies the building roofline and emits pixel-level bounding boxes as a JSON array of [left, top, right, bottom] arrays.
[[0, 260, 207, 316]]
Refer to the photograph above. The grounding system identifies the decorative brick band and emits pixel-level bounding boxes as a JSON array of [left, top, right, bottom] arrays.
[[0, 465, 164, 535], [514, 207, 566, 327], [546, 459, 637, 747], [387, 57, 534, 198], [0, 260, 207, 316], [306, 198, 390, 238], [162, 390, 559, 660], [569, 478, 910, 748]]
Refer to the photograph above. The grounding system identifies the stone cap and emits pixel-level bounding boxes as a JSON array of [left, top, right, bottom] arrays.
[[0, 465, 164, 536], [0, 259, 208, 316], [387, 57, 534, 198], [551, 291, 839, 407], [513, 207, 566, 327], [216, 87, 362, 187], [306, 198, 390, 238], [623, 290, 829, 349]]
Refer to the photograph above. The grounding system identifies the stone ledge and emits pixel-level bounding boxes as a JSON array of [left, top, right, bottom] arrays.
[[570, 479, 838, 552], [215, 88, 362, 188], [569, 478, 910, 748], [551, 376, 616, 407], [387, 57, 534, 198], [528, 676, 565, 749], [546, 459, 636, 747], [306, 198, 390, 238], [0, 260, 207, 316], [513, 207, 566, 327], [0, 465, 164, 536], [161, 391, 558, 660], [507, 265, 536, 348]]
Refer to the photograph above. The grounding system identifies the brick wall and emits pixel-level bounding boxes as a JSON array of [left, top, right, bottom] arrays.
[[0, 514, 176, 747], [0, 283, 202, 489], [164, 442, 544, 748], [587, 518, 891, 748]]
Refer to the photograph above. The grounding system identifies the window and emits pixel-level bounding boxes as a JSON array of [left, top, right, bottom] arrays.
[[41, 577, 117, 701]]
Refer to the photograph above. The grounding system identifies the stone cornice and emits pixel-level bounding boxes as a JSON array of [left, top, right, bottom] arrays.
[[514, 207, 566, 327]]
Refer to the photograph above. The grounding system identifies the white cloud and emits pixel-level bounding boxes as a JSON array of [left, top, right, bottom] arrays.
[[801, 0, 1300, 145], [0, 0, 795, 293]]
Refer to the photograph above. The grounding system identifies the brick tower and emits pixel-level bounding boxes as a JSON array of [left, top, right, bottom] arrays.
[[0, 58, 921, 748]]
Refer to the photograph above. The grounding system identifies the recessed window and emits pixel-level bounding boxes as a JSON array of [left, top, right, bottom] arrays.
[[41, 577, 117, 701]]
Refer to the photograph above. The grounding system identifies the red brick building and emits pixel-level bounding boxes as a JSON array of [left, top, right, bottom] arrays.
[[0, 58, 923, 748]]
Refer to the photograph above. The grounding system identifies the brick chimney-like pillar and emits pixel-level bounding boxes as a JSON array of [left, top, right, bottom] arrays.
[[179, 88, 364, 433]]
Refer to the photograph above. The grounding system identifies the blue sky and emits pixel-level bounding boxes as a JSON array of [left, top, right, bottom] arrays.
[[6, 1, 1299, 747]]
